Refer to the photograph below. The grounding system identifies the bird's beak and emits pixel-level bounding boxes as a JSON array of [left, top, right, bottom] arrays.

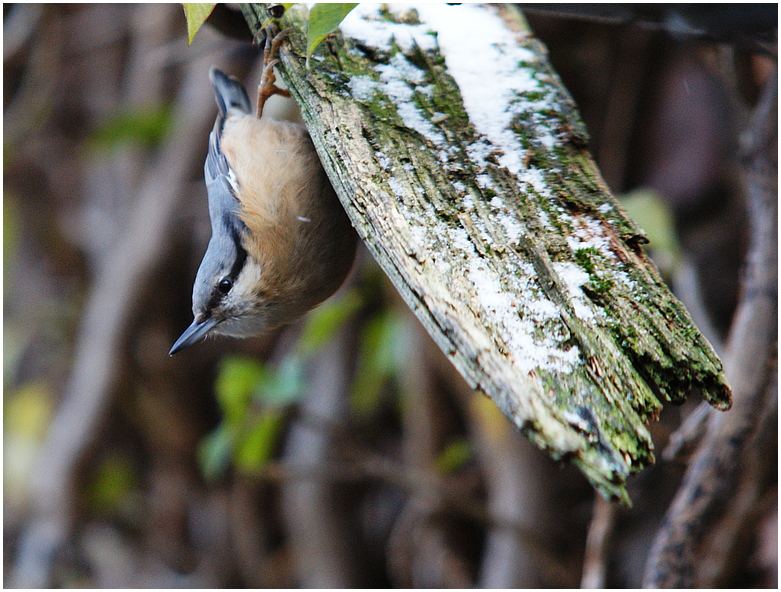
[[169, 316, 219, 355]]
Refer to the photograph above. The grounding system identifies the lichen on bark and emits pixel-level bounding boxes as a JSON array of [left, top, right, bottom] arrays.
[[241, 3, 731, 503]]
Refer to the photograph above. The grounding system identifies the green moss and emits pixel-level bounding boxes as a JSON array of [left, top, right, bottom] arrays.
[[570, 246, 615, 296], [380, 5, 421, 24], [257, 1, 733, 501], [552, 143, 569, 160], [591, 275, 614, 295], [574, 247, 597, 273], [522, 90, 547, 102], [428, 80, 471, 131]]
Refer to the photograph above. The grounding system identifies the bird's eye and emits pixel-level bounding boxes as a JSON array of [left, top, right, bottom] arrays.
[[218, 278, 233, 294]]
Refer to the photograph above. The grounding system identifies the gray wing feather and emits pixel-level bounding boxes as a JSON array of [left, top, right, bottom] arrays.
[[191, 69, 253, 306], [204, 67, 251, 241]]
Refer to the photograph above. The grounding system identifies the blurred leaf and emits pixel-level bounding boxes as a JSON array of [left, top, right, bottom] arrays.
[[86, 453, 138, 515], [620, 188, 680, 276], [252, 291, 363, 406], [4, 381, 52, 442], [4, 382, 53, 506], [88, 105, 173, 150], [307, 3, 357, 68], [351, 309, 404, 417], [206, 285, 362, 476], [234, 410, 286, 472], [182, 3, 216, 44], [471, 392, 514, 448], [215, 356, 267, 425], [435, 437, 473, 475], [298, 288, 362, 358], [253, 355, 305, 406], [199, 424, 236, 482]]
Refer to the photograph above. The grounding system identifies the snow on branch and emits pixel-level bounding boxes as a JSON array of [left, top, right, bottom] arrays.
[[242, 3, 731, 503]]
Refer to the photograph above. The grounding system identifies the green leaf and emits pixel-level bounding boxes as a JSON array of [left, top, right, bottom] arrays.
[[297, 289, 362, 358], [234, 410, 286, 472], [4, 381, 52, 441], [620, 188, 680, 277], [199, 425, 236, 481], [253, 355, 306, 406], [182, 3, 216, 45], [215, 356, 266, 425], [435, 438, 473, 475], [203, 277, 362, 477], [86, 453, 138, 514], [88, 105, 173, 150], [307, 3, 358, 67], [350, 310, 403, 417], [4, 381, 53, 502]]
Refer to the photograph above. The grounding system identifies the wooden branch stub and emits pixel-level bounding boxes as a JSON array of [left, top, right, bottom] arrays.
[[241, 3, 731, 503]]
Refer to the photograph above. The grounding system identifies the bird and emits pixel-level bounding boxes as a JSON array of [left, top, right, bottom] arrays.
[[170, 31, 357, 355]]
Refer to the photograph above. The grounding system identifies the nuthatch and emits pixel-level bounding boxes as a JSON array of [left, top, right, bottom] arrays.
[[170, 33, 356, 355]]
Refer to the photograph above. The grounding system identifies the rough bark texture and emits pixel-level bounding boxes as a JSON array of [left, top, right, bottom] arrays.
[[241, 3, 731, 502]]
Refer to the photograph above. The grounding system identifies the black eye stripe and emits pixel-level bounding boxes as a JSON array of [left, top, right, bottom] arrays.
[[211, 226, 247, 303], [229, 235, 248, 280], [205, 214, 249, 312]]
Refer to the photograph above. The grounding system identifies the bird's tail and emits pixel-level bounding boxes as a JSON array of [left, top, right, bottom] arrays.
[[209, 67, 252, 117]]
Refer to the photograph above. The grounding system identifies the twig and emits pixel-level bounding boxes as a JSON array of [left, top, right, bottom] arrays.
[[662, 400, 712, 462], [387, 312, 451, 587], [642, 63, 777, 588], [279, 320, 359, 588], [580, 495, 615, 588], [429, 334, 576, 586], [696, 370, 778, 585], [3, 4, 44, 62], [3, 5, 60, 145], [10, 40, 223, 588]]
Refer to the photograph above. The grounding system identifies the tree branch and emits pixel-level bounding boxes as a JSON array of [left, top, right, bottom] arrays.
[[642, 62, 777, 588], [241, 3, 731, 503]]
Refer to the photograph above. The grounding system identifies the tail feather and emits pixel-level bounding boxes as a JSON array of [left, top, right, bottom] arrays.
[[209, 67, 252, 117]]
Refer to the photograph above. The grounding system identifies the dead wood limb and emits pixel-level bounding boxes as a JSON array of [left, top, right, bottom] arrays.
[[242, 3, 731, 502]]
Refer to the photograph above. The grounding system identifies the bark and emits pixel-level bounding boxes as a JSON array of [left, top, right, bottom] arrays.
[[240, 3, 731, 503]]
